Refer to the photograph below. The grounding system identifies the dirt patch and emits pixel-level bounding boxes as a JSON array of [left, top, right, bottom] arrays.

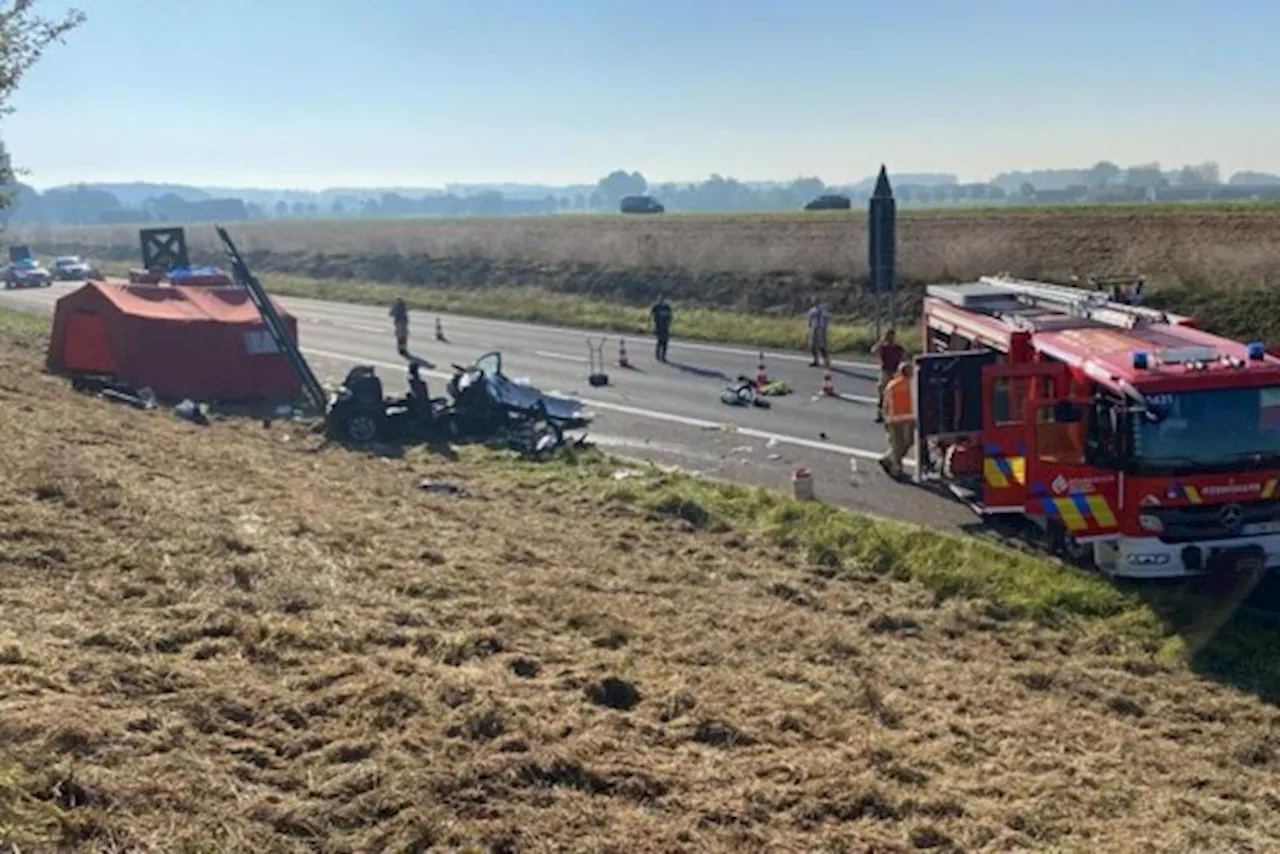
[[0, 325, 1278, 851]]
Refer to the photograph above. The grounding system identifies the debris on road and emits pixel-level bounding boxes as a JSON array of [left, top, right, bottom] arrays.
[[587, 336, 610, 387], [792, 467, 816, 501], [756, 379, 792, 396], [420, 479, 470, 497], [720, 377, 771, 408]]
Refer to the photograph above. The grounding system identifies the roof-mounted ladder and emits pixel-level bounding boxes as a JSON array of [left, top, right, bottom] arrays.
[[977, 274, 1171, 329]]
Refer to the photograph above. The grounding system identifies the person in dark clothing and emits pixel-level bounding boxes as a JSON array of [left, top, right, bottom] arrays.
[[390, 298, 409, 355], [650, 295, 673, 362]]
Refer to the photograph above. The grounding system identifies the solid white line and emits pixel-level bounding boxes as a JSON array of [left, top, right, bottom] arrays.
[[533, 350, 589, 363], [302, 345, 916, 470], [836, 392, 880, 405], [302, 316, 386, 335]]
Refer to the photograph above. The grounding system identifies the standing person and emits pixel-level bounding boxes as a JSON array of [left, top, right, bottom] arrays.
[[650, 294, 673, 362], [390, 298, 409, 356], [879, 362, 916, 479], [808, 300, 831, 367], [871, 328, 904, 423]]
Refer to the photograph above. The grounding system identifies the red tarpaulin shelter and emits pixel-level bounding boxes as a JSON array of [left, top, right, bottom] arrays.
[[46, 280, 303, 401]]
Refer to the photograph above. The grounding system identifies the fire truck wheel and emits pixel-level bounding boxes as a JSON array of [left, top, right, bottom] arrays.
[[1048, 521, 1093, 568]]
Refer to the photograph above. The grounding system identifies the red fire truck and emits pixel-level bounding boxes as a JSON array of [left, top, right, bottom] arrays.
[[912, 275, 1280, 579]]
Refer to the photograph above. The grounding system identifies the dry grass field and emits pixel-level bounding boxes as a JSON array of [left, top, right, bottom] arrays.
[[2, 309, 1280, 852], [23, 207, 1280, 350], [20, 208, 1280, 288]]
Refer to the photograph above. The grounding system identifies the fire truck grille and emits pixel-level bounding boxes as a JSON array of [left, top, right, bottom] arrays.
[[1152, 500, 1280, 543]]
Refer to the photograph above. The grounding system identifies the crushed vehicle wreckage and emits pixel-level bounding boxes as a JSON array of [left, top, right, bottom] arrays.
[[326, 352, 593, 456], [210, 225, 592, 457]]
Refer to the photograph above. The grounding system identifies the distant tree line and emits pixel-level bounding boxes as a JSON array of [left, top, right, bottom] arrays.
[[4, 160, 1280, 227], [1, 183, 254, 227]]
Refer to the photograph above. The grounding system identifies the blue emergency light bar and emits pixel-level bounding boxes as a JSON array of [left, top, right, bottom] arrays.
[[1132, 351, 1150, 369], [1248, 341, 1266, 361]]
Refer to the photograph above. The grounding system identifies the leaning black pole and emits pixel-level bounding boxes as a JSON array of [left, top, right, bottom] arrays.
[[215, 225, 328, 414], [867, 164, 897, 338]]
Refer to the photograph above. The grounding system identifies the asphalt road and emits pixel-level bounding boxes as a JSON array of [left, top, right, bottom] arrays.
[[0, 282, 978, 533]]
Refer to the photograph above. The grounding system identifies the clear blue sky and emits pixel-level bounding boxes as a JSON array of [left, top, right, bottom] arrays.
[[8, 0, 1280, 189]]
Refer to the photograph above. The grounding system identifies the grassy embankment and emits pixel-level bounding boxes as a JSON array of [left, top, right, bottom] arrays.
[[2, 301, 1279, 850]]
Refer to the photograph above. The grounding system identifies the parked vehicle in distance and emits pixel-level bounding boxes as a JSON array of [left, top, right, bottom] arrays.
[[620, 195, 665, 214], [804, 194, 852, 211], [4, 257, 52, 288], [51, 255, 95, 281]]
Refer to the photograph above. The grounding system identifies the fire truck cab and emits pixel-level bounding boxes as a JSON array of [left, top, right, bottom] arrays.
[[913, 275, 1280, 579]]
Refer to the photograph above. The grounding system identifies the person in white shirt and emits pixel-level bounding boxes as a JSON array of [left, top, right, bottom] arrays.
[[807, 301, 831, 367]]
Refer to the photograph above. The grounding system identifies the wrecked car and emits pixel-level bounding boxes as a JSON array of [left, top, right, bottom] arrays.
[[327, 351, 592, 456]]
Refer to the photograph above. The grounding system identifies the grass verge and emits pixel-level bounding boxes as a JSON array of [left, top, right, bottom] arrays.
[[252, 274, 891, 355], [490, 447, 1280, 679]]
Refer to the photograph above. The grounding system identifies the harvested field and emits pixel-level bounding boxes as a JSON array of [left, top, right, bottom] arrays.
[[2, 313, 1280, 852], [23, 207, 1280, 349], [20, 208, 1280, 288]]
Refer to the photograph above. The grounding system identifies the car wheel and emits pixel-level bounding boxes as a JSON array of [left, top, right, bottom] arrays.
[[343, 413, 379, 445]]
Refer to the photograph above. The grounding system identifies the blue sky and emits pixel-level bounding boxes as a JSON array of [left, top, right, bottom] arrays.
[[7, 0, 1280, 189]]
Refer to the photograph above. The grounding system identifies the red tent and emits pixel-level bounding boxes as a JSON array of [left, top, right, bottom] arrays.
[[47, 281, 303, 401]]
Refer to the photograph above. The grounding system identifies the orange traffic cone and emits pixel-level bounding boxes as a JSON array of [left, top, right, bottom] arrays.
[[755, 352, 769, 387], [619, 338, 631, 368], [821, 371, 836, 397]]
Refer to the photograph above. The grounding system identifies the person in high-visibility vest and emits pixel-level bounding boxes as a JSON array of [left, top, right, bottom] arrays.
[[871, 329, 904, 423], [879, 361, 915, 479]]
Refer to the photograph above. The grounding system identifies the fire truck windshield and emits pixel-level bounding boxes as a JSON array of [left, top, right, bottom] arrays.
[[1129, 385, 1280, 473]]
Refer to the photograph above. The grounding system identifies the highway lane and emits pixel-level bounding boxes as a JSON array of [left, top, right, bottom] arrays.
[[1, 282, 978, 532]]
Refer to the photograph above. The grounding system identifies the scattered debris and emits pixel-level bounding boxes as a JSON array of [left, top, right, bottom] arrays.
[[730, 445, 754, 454], [587, 336, 610, 387], [612, 469, 644, 481], [420, 480, 469, 497], [757, 380, 792, 396], [720, 377, 771, 408], [792, 467, 816, 501], [585, 677, 640, 711], [172, 399, 211, 426], [100, 387, 153, 410]]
